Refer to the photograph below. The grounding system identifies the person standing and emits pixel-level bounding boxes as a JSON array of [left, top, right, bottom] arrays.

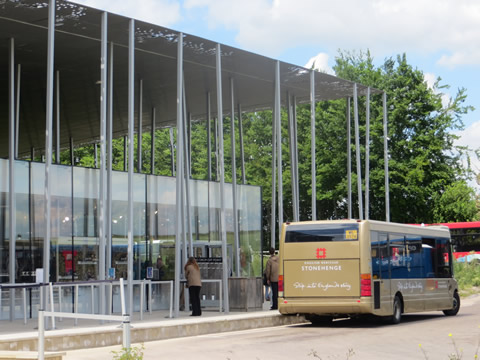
[[265, 247, 279, 310], [185, 257, 202, 316]]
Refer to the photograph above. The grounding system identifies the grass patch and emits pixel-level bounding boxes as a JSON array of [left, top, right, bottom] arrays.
[[454, 260, 480, 297]]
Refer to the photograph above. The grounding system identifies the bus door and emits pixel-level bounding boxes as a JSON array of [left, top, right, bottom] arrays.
[[423, 237, 454, 310], [371, 232, 392, 315]]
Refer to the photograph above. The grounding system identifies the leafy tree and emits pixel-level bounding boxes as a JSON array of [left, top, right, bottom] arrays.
[[432, 181, 479, 222]]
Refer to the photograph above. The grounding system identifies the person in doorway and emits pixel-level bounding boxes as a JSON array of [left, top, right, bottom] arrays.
[[185, 256, 202, 316], [265, 247, 279, 310]]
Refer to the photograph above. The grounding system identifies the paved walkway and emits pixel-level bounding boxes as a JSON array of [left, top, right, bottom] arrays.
[[0, 300, 306, 359]]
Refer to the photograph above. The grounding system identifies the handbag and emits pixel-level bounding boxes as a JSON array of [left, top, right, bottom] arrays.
[[263, 272, 268, 286]]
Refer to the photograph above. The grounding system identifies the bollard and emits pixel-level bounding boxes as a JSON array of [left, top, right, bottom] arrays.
[[38, 310, 45, 360], [122, 314, 131, 349]]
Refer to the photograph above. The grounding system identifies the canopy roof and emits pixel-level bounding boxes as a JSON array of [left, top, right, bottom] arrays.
[[0, 0, 381, 157]]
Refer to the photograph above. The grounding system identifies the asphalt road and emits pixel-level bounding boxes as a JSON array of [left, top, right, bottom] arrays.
[[66, 294, 480, 360]]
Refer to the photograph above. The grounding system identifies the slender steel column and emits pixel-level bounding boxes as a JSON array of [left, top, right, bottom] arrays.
[[182, 96, 193, 257], [207, 92, 212, 181], [383, 92, 390, 222], [169, 128, 175, 176], [216, 43, 229, 313], [346, 97, 352, 219], [106, 41, 114, 280], [287, 93, 298, 222], [98, 11, 108, 316], [137, 79, 143, 173], [43, 0, 55, 310], [174, 32, 184, 318], [55, 70, 60, 164], [271, 98, 277, 249], [15, 64, 21, 159], [70, 137, 74, 166], [94, 144, 98, 168], [275, 61, 283, 241], [237, 104, 246, 185], [353, 84, 363, 220], [123, 135, 127, 172], [293, 96, 300, 221], [151, 107, 156, 174], [365, 87, 370, 220], [127, 18, 135, 316], [230, 78, 240, 276], [9, 37, 16, 321], [310, 70, 316, 221]]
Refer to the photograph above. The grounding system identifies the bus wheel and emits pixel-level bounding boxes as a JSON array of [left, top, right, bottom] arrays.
[[306, 314, 333, 325], [390, 296, 402, 324], [443, 291, 460, 316]]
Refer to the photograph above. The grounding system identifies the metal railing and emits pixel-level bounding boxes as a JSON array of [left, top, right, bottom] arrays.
[[0, 279, 175, 323], [38, 278, 131, 360]]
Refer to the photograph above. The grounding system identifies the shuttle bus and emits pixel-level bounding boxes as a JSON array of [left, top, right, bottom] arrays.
[[278, 220, 460, 324]]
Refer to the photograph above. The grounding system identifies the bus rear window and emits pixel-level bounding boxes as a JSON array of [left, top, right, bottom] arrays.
[[285, 224, 359, 243]]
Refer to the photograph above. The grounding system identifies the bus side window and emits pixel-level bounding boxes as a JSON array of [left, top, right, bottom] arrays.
[[435, 237, 452, 278]]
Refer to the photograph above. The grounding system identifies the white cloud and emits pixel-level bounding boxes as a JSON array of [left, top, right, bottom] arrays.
[[304, 53, 334, 74], [182, 0, 480, 68], [69, 0, 181, 26]]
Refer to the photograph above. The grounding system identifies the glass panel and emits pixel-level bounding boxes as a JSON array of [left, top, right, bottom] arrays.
[[146, 175, 176, 281], [238, 185, 262, 277], [31, 162, 46, 281], [0, 159, 8, 283], [73, 167, 99, 281], [15, 161, 33, 283], [51, 165, 73, 282]]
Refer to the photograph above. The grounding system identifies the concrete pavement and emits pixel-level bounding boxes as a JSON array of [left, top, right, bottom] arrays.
[[0, 300, 307, 358]]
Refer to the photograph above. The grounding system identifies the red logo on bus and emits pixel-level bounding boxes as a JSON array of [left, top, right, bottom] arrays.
[[316, 248, 326, 259]]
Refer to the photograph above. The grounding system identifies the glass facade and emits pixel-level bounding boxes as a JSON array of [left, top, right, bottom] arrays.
[[0, 159, 262, 286]]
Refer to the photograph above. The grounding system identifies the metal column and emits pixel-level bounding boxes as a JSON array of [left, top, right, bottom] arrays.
[[15, 64, 21, 159], [275, 61, 283, 241], [207, 92, 212, 181], [353, 84, 363, 220], [98, 11, 108, 316], [137, 79, 143, 173], [106, 41, 114, 277], [346, 98, 352, 219], [271, 100, 276, 249], [174, 33, 184, 318], [293, 96, 299, 219], [230, 78, 240, 276], [216, 43, 229, 313], [169, 128, 175, 176], [127, 18, 135, 317], [365, 87, 370, 220], [43, 0, 56, 313], [55, 70, 60, 164], [310, 70, 316, 221], [151, 107, 156, 174], [238, 104, 246, 185], [287, 94, 298, 222], [383, 92, 390, 222], [8, 37, 16, 321]]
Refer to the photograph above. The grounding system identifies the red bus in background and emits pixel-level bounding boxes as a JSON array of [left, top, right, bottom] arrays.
[[421, 221, 480, 258]]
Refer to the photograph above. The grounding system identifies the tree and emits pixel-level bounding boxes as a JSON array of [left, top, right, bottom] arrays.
[[432, 181, 479, 222]]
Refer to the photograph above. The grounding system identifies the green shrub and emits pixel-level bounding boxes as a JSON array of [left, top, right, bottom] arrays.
[[112, 344, 144, 360]]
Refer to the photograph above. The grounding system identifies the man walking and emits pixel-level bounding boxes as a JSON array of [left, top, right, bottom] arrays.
[[265, 247, 279, 310]]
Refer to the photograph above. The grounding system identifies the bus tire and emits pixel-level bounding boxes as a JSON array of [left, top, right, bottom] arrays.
[[390, 296, 402, 324], [443, 291, 460, 316]]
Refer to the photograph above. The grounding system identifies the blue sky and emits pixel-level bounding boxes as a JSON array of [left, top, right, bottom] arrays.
[[72, 0, 480, 189]]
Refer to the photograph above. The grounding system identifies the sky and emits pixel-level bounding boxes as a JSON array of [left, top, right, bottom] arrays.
[[71, 0, 480, 191]]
